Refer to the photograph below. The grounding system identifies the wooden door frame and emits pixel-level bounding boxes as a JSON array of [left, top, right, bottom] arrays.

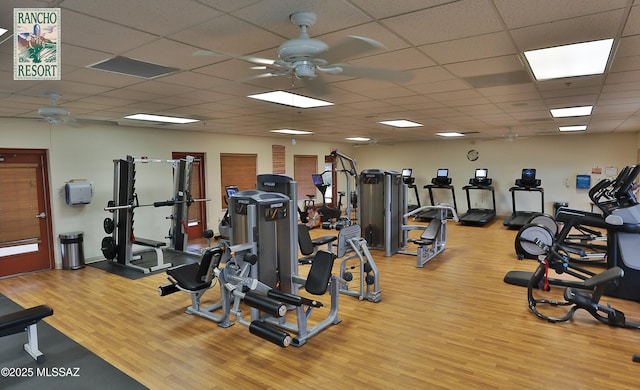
[[172, 152, 207, 240], [0, 148, 54, 275]]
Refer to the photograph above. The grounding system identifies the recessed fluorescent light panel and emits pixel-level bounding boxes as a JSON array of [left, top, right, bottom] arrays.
[[346, 137, 370, 142], [124, 114, 199, 124], [379, 120, 423, 128], [248, 91, 333, 108], [270, 129, 313, 135], [436, 132, 465, 137], [550, 106, 593, 118], [559, 125, 587, 132], [524, 38, 614, 81]]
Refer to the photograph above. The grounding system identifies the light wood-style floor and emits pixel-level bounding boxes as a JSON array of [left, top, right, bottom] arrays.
[[2, 219, 640, 389]]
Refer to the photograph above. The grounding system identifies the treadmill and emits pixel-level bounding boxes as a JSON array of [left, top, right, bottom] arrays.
[[459, 168, 496, 226], [503, 168, 544, 230], [417, 168, 457, 221], [402, 168, 421, 212]]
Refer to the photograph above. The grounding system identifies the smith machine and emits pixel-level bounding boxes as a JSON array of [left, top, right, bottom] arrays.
[[101, 155, 208, 274]]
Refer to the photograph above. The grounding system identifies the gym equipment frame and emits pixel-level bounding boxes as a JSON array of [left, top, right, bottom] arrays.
[[401, 204, 459, 267], [102, 155, 207, 273], [336, 224, 381, 302]]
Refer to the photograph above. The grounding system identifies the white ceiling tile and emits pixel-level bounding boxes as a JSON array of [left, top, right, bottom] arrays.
[[61, 0, 220, 36], [420, 32, 518, 64], [444, 55, 524, 78], [510, 9, 626, 51], [494, 0, 629, 28], [381, 0, 503, 45], [62, 10, 158, 54]]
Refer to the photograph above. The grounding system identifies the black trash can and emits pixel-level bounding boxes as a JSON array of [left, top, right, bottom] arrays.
[[60, 232, 85, 270]]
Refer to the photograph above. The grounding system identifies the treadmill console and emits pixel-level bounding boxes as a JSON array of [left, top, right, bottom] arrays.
[[515, 168, 541, 188], [432, 168, 452, 186], [470, 168, 492, 186], [402, 168, 415, 185]]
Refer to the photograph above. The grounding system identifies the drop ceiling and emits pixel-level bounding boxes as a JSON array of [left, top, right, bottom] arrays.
[[1, 0, 639, 144]]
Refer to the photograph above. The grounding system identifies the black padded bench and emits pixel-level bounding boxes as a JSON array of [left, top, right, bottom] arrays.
[[133, 237, 166, 248], [411, 218, 441, 246], [132, 237, 168, 273], [0, 304, 54, 363]]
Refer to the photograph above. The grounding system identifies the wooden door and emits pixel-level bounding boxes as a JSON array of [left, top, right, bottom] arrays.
[[0, 149, 53, 277]]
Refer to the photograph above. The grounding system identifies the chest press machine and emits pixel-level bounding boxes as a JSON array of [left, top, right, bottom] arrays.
[[400, 204, 459, 267]]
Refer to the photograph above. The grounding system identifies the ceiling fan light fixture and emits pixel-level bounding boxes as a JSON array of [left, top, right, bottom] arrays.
[[293, 61, 316, 78]]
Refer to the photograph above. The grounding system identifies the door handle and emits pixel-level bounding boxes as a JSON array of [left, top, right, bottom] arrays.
[[36, 212, 47, 219]]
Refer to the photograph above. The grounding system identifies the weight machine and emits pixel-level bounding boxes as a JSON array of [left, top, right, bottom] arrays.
[[336, 224, 381, 302], [400, 204, 459, 267], [225, 188, 343, 346], [329, 149, 359, 224], [101, 155, 208, 274], [359, 169, 404, 256]]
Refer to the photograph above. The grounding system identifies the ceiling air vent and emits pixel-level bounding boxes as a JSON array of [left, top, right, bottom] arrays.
[[88, 56, 178, 79]]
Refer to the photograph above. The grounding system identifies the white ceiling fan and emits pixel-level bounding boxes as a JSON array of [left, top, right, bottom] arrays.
[[195, 12, 413, 92], [37, 93, 74, 124], [0, 93, 119, 127]]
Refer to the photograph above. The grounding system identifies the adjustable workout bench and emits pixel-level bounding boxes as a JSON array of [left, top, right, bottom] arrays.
[[0, 305, 54, 363]]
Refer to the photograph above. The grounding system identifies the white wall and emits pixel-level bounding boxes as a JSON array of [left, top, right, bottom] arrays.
[[351, 132, 639, 218], [1, 119, 351, 267]]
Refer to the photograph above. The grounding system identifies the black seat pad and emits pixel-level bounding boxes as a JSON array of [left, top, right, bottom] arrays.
[[167, 263, 211, 291]]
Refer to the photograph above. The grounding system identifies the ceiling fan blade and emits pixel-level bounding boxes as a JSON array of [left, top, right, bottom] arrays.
[[193, 49, 276, 66], [336, 64, 414, 83], [323, 36, 385, 64]]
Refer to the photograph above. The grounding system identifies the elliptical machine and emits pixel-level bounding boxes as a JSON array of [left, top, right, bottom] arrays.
[[516, 223, 640, 329], [507, 165, 640, 301]]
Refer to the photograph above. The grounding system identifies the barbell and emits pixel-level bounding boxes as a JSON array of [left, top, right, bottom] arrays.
[[104, 198, 210, 211]]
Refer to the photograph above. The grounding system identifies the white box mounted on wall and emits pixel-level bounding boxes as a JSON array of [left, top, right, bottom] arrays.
[[65, 181, 93, 205]]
